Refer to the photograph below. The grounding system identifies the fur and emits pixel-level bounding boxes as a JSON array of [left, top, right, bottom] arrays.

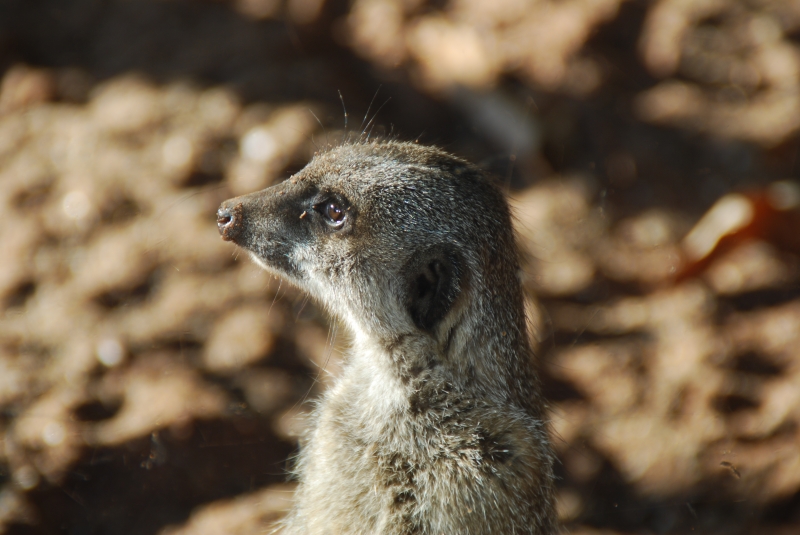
[[217, 141, 557, 534]]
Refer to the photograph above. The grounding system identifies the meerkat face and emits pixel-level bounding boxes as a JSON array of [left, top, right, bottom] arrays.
[[218, 142, 509, 342]]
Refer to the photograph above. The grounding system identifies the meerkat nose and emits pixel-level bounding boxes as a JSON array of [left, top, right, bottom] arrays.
[[217, 202, 243, 242]]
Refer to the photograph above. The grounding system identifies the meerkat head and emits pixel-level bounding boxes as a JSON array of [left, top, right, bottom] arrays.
[[217, 141, 518, 350]]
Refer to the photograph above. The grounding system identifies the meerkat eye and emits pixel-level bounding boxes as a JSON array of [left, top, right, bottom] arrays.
[[326, 203, 344, 222], [315, 200, 346, 227]]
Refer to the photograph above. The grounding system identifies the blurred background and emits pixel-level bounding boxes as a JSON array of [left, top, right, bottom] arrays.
[[1, 0, 800, 533]]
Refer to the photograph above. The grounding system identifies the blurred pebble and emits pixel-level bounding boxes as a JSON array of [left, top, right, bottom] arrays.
[[407, 17, 496, 90], [273, 406, 309, 441], [0, 64, 55, 113], [241, 127, 278, 163], [236, 369, 296, 414], [91, 76, 163, 133], [159, 483, 295, 535], [61, 190, 91, 221], [767, 180, 800, 211], [197, 89, 240, 132], [13, 466, 40, 491], [203, 305, 280, 373], [618, 210, 676, 249], [536, 251, 595, 296], [683, 193, 753, 261], [163, 135, 195, 170], [556, 488, 583, 522], [705, 241, 789, 294], [96, 338, 125, 367], [42, 421, 66, 447]]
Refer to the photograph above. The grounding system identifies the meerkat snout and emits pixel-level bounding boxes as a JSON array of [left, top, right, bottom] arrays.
[[216, 202, 243, 242], [217, 141, 557, 535]]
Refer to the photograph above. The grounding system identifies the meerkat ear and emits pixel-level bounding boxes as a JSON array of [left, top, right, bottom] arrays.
[[406, 246, 463, 332]]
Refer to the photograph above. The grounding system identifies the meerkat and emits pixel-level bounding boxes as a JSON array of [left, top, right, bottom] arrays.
[[217, 141, 557, 534]]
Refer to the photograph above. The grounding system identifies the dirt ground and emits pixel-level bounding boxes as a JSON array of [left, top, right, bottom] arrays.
[[1, 0, 800, 533]]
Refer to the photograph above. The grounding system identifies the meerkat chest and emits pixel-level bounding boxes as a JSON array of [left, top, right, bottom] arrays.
[[305, 387, 534, 532], [317, 372, 505, 483], [295, 350, 552, 534]]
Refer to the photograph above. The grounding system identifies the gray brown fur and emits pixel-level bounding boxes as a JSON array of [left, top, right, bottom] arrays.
[[217, 141, 557, 534]]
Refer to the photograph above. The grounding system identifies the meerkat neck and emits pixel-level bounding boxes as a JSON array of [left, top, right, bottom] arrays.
[[339, 283, 537, 417], [455, 288, 539, 408]]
